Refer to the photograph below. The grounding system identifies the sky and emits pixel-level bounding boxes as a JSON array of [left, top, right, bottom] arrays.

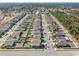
[[0, 0, 79, 3]]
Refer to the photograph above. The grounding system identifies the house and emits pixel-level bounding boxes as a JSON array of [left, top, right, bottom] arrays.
[[56, 37, 67, 47]]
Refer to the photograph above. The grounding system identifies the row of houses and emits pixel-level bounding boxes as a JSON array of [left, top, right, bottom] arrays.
[[47, 15, 70, 47], [31, 15, 41, 48], [0, 12, 26, 48], [5, 15, 33, 48]]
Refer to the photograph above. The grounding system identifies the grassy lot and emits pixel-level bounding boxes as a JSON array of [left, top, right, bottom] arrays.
[[51, 11, 79, 40]]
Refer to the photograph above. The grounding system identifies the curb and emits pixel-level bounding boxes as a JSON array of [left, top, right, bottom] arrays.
[[0, 49, 44, 51]]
